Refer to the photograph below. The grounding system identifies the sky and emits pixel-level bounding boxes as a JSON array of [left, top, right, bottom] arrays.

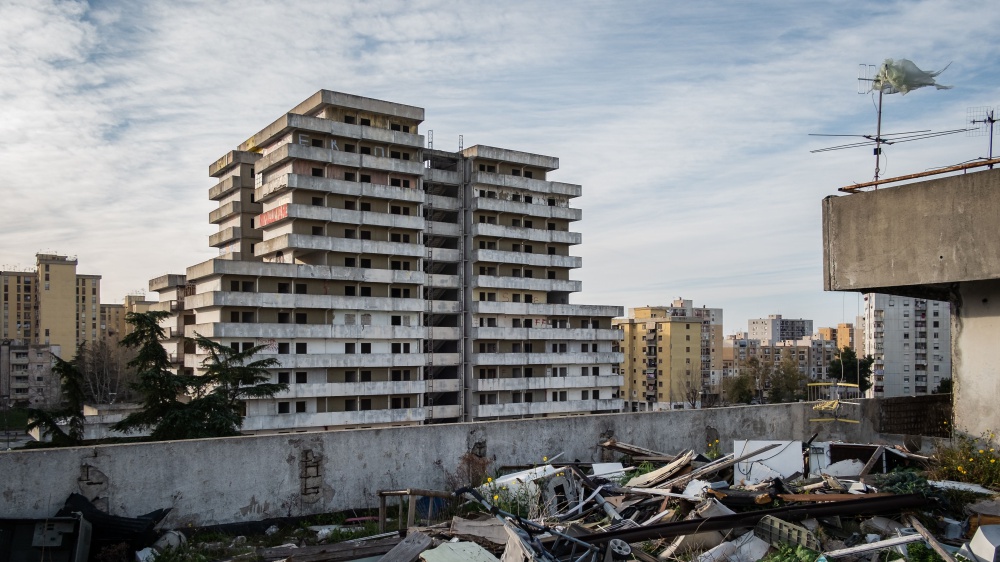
[[2, 0, 999, 335]]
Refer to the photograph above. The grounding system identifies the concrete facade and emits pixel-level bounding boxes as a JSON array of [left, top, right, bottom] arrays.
[[822, 168, 1000, 437], [0, 402, 883, 527], [0, 342, 61, 408], [151, 90, 624, 433]]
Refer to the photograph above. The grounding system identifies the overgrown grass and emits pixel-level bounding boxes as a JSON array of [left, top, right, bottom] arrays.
[[929, 432, 1000, 489]]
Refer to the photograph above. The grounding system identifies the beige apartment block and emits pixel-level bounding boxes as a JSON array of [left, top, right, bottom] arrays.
[[0, 342, 62, 408], [2, 254, 101, 357], [151, 90, 624, 433], [613, 299, 722, 411]]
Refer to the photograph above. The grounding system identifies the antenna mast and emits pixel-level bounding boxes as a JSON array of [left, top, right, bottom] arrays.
[[968, 106, 998, 168]]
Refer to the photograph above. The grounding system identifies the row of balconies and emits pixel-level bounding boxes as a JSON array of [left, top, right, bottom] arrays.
[[186, 258, 433, 285], [259, 174, 426, 205], [474, 375, 622, 392], [185, 352, 461, 370], [269, 204, 426, 231], [186, 322, 460, 341], [469, 171, 581, 198], [272, 378, 462, 399], [475, 399, 622, 418], [472, 197, 581, 222], [185, 292, 430, 313], [472, 301, 623, 318], [473, 351, 622, 366], [471, 223, 581, 245], [256, 144, 426, 178], [241, 406, 448, 431]]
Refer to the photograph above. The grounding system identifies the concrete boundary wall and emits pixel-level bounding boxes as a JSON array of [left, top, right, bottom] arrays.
[[1, 403, 880, 527]]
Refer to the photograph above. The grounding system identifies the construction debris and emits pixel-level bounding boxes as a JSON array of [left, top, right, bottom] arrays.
[[28, 438, 1000, 561]]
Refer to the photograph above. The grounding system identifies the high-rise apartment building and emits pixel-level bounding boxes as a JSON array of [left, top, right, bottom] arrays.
[[151, 90, 624, 433], [0, 342, 62, 408], [1, 254, 101, 355], [817, 322, 861, 352], [613, 299, 722, 411], [863, 293, 951, 397], [748, 314, 813, 344]]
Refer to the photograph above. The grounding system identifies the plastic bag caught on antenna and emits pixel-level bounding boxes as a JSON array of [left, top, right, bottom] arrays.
[[871, 58, 952, 95]]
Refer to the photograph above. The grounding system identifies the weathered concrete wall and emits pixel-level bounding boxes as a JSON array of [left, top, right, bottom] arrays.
[[823, 169, 1000, 294], [0, 403, 879, 526], [953, 280, 1000, 438]]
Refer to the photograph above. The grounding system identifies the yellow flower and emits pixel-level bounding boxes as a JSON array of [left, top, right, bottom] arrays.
[[944, 421, 948, 425], [715, 439, 720, 443], [971, 458, 975, 462], [493, 494, 499, 501], [991, 449, 995, 453], [543, 456, 548, 462], [502, 486, 507, 490], [992, 459, 996, 464], [980, 450, 985, 454], [487, 477, 493, 483]]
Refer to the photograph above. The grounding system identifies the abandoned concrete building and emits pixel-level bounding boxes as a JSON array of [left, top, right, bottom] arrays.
[[149, 90, 625, 434]]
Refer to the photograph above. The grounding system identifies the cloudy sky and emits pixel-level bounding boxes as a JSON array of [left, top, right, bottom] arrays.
[[2, 0, 999, 334]]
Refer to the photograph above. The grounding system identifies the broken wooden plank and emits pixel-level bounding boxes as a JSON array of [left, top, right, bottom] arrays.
[[626, 450, 694, 488], [377, 531, 433, 562], [906, 515, 957, 562], [823, 534, 923, 558], [858, 445, 885, 484], [260, 536, 401, 562], [777, 493, 893, 503], [657, 443, 781, 490], [600, 439, 673, 460]]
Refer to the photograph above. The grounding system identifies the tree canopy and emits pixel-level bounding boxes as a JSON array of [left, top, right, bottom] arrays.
[[766, 357, 807, 404], [26, 347, 87, 446], [827, 347, 875, 393]]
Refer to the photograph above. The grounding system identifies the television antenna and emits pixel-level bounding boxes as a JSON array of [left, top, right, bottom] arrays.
[[810, 61, 966, 186], [967, 106, 999, 167]]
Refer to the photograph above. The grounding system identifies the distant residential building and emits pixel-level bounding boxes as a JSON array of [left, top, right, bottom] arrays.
[[863, 293, 951, 397], [748, 314, 813, 344], [723, 333, 836, 382], [614, 299, 723, 411], [1, 254, 101, 356], [0, 342, 61, 408], [100, 293, 156, 345], [816, 322, 862, 352]]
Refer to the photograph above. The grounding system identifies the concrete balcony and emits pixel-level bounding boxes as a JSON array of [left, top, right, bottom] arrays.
[[256, 144, 425, 177], [427, 248, 461, 262], [274, 380, 430, 399], [183, 291, 425, 313], [259, 174, 424, 204], [209, 227, 242, 247], [425, 378, 462, 393], [210, 201, 243, 224], [471, 302, 623, 318], [185, 353, 429, 370], [185, 323, 427, 340], [149, 274, 187, 292], [463, 146, 558, 171], [425, 220, 461, 237], [474, 399, 622, 418], [472, 198, 581, 222], [425, 274, 460, 288], [241, 408, 426, 431], [424, 168, 460, 185], [274, 204, 425, 231], [425, 404, 462, 419], [472, 250, 581, 269], [185, 258, 425, 285], [473, 275, 582, 293], [209, 175, 251, 201], [209, 150, 259, 178], [428, 326, 461, 340], [472, 352, 623, 366], [241, 113, 424, 153], [427, 300, 461, 314], [473, 327, 621, 341], [470, 171, 582, 198], [474, 375, 624, 392], [425, 194, 460, 211], [256, 234, 423, 258], [472, 223, 581, 245]]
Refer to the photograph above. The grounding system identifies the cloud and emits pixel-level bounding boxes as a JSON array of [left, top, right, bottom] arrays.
[[2, 0, 999, 334]]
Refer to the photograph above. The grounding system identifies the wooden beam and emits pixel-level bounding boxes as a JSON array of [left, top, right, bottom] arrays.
[[377, 531, 433, 562], [906, 515, 957, 562], [840, 158, 1000, 193]]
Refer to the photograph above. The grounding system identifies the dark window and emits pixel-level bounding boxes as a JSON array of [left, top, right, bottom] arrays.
[[312, 168, 324, 177], [524, 171, 533, 179], [548, 198, 556, 206], [295, 343, 307, 354], [360, 118, 371, 126], [390, 123, 401, 131], [345, 399, 356, 410], [296, 401, 306, 413], [360, 230, 371, 240], [360, 146, 371, 155], [312, 196, 323, 206], [390, 151, 401, 159], [345, 343, 356, 354], [360, 286, 371, 297], [360, 259, 371, 268], [344, 143, 356, 153], [345, 172, 356, 182], [278, 372, 290, 384], [391, 315, 402, 326], [344, 229, 356, 239], [295, 283, 307, 294], [345, 200, 356, 210], [311, 139, 323, 147], [360, 399, 372, 410], [278, 312, 290, 323], [345, 286, 356, 296], [360, 175, 371, 183], [295, 313, 307, 324], [295, 372, 307, 383], [311, 226, 323, 235], [278, 342, 290, 354], [361, 343, 371, 354], [344, 116, 356, 124], [345, 257, 356, 267], [278, 402, 290, 414]]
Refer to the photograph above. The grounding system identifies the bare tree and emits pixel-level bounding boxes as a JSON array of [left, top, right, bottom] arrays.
[[78, 341, 136, 404]]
